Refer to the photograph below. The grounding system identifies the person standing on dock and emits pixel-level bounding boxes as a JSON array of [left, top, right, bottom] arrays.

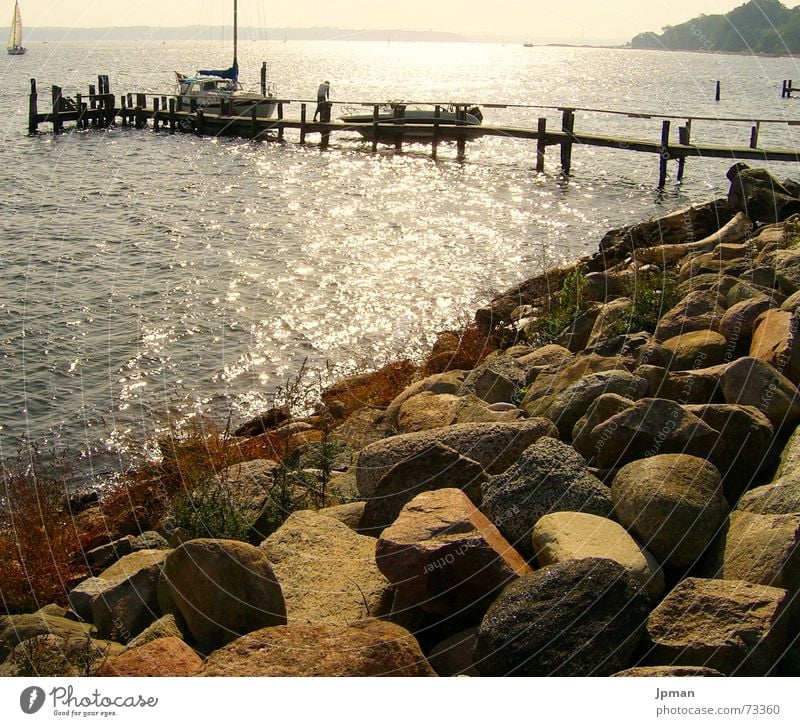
[[314, 80, 331, 122]]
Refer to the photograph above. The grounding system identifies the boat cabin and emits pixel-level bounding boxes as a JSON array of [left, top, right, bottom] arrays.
[[179, 77, 243, 97]]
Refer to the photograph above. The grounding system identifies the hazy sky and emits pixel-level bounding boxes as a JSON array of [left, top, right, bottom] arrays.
[[12, 1, 800, 40]]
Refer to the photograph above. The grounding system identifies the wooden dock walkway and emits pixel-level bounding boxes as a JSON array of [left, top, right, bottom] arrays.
[[26, 75, 800, 187]]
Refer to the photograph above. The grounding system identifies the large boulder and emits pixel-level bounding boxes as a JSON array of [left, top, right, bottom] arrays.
[[720, 357, 800, 431], [457, 352, 527, 404], [427, 626, 480, 677], [719, 296, 775, 349], [481, 438, 613, 558], [260, 510, 393, 624], [375, 489, 532, 617], [634, 364, 723, 405], [645, 578, 791, 675], [384, 370, 467, 428], [532, 512, 664, 600], [200, 620, 436, 676], [0, 633, 119, 677], [574, 398, 720, 470], [523, 369, 649, 439], [395, 392, 521, 434], [473, 558, 650, 676], [161, 539, 286, 654], [126, 614, 185, 649], [571, 393, 636, 452], [355, 419, 557, 498], [727, 164, 800, 223], [684, 403, 775, 500], [737, 476, 800, 515], [713, 511, 800, 593], [775, 421, 800, 479], [97, 637, 203, 677], [611, 455, 728, 569], [654, 291, 727, 342], [661, 330, 728, 370], [87, 549, 170, 642], [359, 443, 487, 534], [750, 309, 800, 385]]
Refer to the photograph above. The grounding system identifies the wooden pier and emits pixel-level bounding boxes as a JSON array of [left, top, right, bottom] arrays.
[[26, 75, 800, 187]]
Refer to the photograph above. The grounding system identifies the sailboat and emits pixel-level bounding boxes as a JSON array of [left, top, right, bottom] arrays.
[[7, 1, 25, 55], [175, 0, 276, 118]]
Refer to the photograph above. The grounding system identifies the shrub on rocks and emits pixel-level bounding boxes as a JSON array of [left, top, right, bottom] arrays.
[[481, 437, 613, 558], [201, 620, 436, 676], [473, 558, 650, 676], [645, 578, 791, 675], [611, 455, 728, 569], [161, 539, 287, 654]]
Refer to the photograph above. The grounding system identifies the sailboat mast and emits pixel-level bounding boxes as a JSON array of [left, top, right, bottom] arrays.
[[233, 0, 238, 69]]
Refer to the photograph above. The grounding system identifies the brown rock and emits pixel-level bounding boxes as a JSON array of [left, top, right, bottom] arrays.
[[714, 511, 800, 593], [720, 296, 775, 348], [376, 489, 531, 617], [162, 539, 287, 654], [201, 620, 435, 676], [655, 291, 727, 342], [613, 666, 725, 677], [661, 330, 728, 370], [646, 578, 791, 675], [721, 357, 800, 431], [750, 309, 800, 385], [532, 512, 664, 600], [261, 510, 392, 624], [355, 419, 557, 498], [97, 637, 202, 677], [427, 627, 480, 676], [612, 455, 728, 569], [396, 392, 521, 434]]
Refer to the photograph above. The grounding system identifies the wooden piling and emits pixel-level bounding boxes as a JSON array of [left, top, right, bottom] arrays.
[[169, 98, 176, 132], [196, 109, 204, 135], [432, 105, 441, 158], [560, 108, 575, 174], [261, 62, 267, 97], [715, 80, 721, 101], [394, 104, 404, 151], [658, 119, 671, 187], [536, 117, 547, 172], [750, 121, 761, 149], [677, 120, 691, 181], [278, 103, 284, 141], [51, 86, 63, 134], [300, 103, 307, 143], [371, 105, 379, 153], [153, 97, 160, 131], [28, 78, 38, 135]]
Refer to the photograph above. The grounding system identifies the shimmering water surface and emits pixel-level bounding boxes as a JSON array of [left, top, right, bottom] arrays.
[[3, 40, 800, 480]]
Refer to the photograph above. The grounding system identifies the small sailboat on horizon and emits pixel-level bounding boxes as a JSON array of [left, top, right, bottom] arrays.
[[7, 1, 25, 55]]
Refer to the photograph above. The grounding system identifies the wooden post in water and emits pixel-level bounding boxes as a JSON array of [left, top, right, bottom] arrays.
[[372, 105, 379, 153], [251, 105, 258, 139], [750, 121, 761, 149], [677, 119, 691, 181], [51, 85, 63, 134], [658, 119, 671, 187], [278, 102, 284, 141], [560, 108, 575, 174], [300, 103, 307, 144], [169, 98, 176, 132], [28, 79, 38, 135], [536, 117, 547, 173], [261, 62, 267, 97], [715, 80, 721, 101], [120, 95, 128, 127], [393, 104, 404, 151], [76, 93, 84, 129], [196, 108, 204, 135], [153, 97, 160, 131], [432, 105, 441, 158]]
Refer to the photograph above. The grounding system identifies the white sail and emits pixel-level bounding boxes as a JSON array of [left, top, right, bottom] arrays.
[[7, 1, 23, 51]]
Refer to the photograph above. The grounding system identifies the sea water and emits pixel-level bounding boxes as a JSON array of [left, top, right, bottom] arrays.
[[2, 40, 800, 482]]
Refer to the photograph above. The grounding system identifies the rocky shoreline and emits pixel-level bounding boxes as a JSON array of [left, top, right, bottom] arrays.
[[1, 162, 800, 676]]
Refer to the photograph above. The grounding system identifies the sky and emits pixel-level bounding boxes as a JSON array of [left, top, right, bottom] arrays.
[[11, 0, 800, 41]]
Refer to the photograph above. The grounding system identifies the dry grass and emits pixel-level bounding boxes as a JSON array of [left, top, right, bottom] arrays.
[[0, 461, 86, 613], [420, 323, 498, 376], [321, 359, 417, 419]]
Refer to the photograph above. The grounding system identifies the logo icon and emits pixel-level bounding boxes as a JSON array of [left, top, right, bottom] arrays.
[[20, 687, 45, 715]]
